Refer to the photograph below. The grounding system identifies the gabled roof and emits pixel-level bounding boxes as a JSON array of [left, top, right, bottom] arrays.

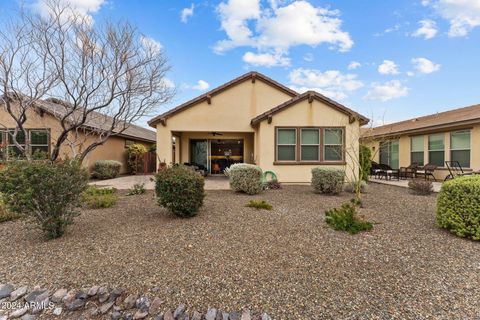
[[36, 98, 156, 142], [362, 103, 480, 139], [250, 91, 370, 126], [148, 71, 298, 127]]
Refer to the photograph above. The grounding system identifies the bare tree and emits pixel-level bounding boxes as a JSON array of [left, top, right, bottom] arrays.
[[1, 0, 174, 162]]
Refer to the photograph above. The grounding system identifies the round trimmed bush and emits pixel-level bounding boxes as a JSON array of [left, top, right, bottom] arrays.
[[155, 165, 205, 217], [437, 176, 480, 240], [225, 163, 263, 195], [311, 168, 345, 195], [92, 160, 122, 179]]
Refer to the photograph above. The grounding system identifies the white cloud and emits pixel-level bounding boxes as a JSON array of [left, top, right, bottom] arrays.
[[411, 57, 441, 74], [348, 61, 361, 70], [288, 68, 363, 100], [412, 19, 438, 39], [181, 4, 195, 23], [303, 53, 314, 62], [215, 0, 353, 64], [242, 51, 290, 67], [140, 36, 163, 54], [32, 0, 106, 22], [374, 24, 401, 36], [191, 80, 210, 91], [427, 0, 480, 37], [364, 80, 409, 102], [378, 60, 399, 75]]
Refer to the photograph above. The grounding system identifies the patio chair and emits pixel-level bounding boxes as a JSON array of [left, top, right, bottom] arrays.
[[370, 161, 385, 179], [444, 161, 474, 181], [415, 163, 437, 181], [399, 162, 419, 180], [377, 163, 400, 181]]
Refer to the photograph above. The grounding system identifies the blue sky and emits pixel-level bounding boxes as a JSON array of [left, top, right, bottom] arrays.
[[2, 0, 480, 127]]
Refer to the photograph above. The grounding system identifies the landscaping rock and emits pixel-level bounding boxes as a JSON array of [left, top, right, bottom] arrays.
[[135, 296, 150, 310], [111, 311, 122, 320], [87, 286, 100, 296], [20, 315, 35, 320], [52, 307, 62, 316], [9, 306, 28, 318], [51, 288, 67, 303], [0, 315, 6, 320], [66, 297, 86, 311], [99, 301, 115, 314], [240, 309, 251, 320], [10, 286, 28, 301], [163, 309, 174, 320], [133, 308, 149, 319], [229, 313, 240, 320], [109, 287, 125, 302], [153, 315, 164, 320], [0, 284, 14, 299], [98, 287, 110, 303], [222, 311, 230, 320], [206, 308, 217, 320], [260, 313, 271, 320], [31, 292, 49, 314], [149, 297, 162, 315], [191, 311, 202, 320], [124, 294, 137, 309], [173, 303, 185, 318]]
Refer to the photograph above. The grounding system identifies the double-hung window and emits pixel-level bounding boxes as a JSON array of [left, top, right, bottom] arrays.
[[324, 128, 344, 161], [8, 130, 26, 159], [30, 130, 49, 157], [300, 129, 320, 161], [450, 130, 470, 168], [428, 133, 445, 167], [410, 136, 424, 166], [276, 128, 297, 161]]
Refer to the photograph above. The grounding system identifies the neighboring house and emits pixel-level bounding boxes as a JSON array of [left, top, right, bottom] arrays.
[[0, 98, 156, 173], [148, 71, 369, 183], [361, 103, 480, 180]]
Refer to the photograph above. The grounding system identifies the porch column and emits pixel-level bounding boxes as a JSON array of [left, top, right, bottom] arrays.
[[156, 126, 173, 167]]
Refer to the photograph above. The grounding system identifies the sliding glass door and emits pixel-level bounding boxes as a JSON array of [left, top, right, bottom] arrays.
[[379, 140, 399, 169], [190, 140, 209, 171]]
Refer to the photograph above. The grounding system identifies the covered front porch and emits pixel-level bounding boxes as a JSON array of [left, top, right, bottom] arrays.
[[170, 131, 255, 174]]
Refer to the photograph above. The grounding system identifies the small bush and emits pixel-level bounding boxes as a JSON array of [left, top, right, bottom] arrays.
[[325, 203, 373, 234], [344, 181, 368, 194], [155, 165, 205, 217], [0, 195, 20, 223], [92, 160, 122, 180], [127, 144, 148, 174], [437, 176, 480, 240], [0, 160, 89, 239], [127, 183, 146, 196], [227, 163, 263, 195], [359, 145, 372, 182], [408, 179, 433, 195], [82, 186, 118, 209], [245, 200, 273, 210], [311, 168, 345, 194]]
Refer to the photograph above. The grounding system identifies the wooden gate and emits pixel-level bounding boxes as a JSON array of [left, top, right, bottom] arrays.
[[141, 151, 156, 174]]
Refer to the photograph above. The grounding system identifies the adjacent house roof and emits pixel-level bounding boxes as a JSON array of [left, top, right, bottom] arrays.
[[362, 103, 480, 139], [250, 91, 370, 126], [148, 71, 298, 127], [36, 98, 156, 142]]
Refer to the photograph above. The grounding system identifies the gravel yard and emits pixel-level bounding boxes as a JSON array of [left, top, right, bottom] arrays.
[[0, 184, 479, 319]]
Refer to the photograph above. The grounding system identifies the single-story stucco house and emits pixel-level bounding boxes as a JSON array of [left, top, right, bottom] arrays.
[[1, 98, 156, 173], [361, 103, 480, 180], [148, 71, 369, 183]]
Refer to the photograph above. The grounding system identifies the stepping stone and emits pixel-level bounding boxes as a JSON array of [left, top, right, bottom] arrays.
[[0, 284, 14, 299]]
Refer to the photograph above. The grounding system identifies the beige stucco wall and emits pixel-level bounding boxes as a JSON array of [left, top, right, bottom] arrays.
[[257, 99, 360, 183], [155, 78, 293, 165], [0, 105, 152, 173], [362, 124, 480, 180]]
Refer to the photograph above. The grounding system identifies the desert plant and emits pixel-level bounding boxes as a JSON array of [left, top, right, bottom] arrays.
[[82, 186, 118, 209], [265, 179, 282, 190], [127, 183, 146, 196], [325, 203, 373, 234], [311, 168, 345, 195], [0, 194, 20, 223], [245, 200, 273, 210], [344, 181, 368, 194], [0, 160, 89, 239], [437, 176, 480, 240], [408, 178, 434, 195], [227, 163, 263, 195], [92, 160, 122, 180], [127, 144, 148, 174], [155, 165, 205, 217], [359, 145, 372, 182]]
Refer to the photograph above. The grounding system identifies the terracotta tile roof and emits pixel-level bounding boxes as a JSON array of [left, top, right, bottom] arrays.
[[250, 91, 370, 126], [148, 71, 298, 127], [36, 98, 156, 142], [362, 103, 480, 138]]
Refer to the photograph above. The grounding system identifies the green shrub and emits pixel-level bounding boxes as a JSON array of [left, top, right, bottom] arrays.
[[0, 160, 89, 239], [92, 160, 122, 180], [408, 178, 433, 195], [437, 176, 480, 240], [311, 168, 345, 194], [226, 163, 263, 195], [245, 200, 273, 210], [127, 183, 146, 196], [127, 144, 148, 174], [325, 203, 373, 234], [155, 165, 205, 217], [359, 145, 372, 182], [82, 186, 118, 209], [0, 194, 20, 223], [344, 181, 368, 194]]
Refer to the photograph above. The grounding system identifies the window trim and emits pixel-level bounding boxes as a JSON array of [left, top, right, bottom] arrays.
[[29, 129, 51, 156], [323, 128, 345, 162], [410, 135, 424, 166], [300, 128, 320, 162], [450, 130, 471, 168], [274, 126, 346, 165], [276, 127, 297, 162], [428, 133, 445, 167]]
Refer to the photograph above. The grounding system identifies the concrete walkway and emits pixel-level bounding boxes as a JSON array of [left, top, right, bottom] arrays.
[[369, 177, 443, 192], [90, 174, 230, 190]]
